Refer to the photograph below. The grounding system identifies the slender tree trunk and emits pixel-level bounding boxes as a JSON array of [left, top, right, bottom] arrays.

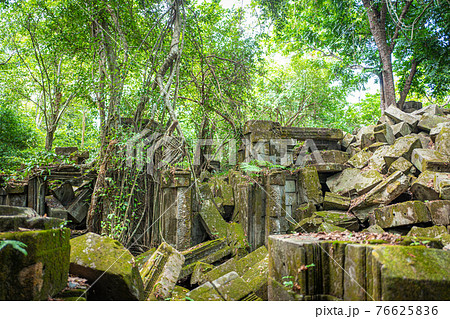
[[397, 58, 419, 110], [81, 110, 86, 149], [45, 127, 55, 151], [87, 139, 117, 233], [377, 72, 386, 113]]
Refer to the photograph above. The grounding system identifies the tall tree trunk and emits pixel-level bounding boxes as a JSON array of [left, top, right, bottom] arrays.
[[379, 52, 396, 108], [363, 0, 396, 109], [397, 58, 419, 110]]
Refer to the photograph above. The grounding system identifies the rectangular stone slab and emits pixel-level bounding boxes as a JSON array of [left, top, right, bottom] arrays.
[[374, 123, 394, 145], [323, 192, 351, 210], [425, 200, 450, 225], [236, 246, 268, 276], [297, 167, 322, 205], [411, 148, 450, 173], [371, 245, 450, 300], [211, 271, 254, 301], [410, 171, 448, 201], [67, 188, 91, 223], [201, 258, 237, 284], [383, 135, 422, 167], [417, 114, 448, 132], [347, 148, 373, 169], [385, 105, 420, 127], [374, 201, 430, 228], [241, 254, 269, 300], [352, 171, 409, 209], [199, 199, 229, 239], [436, 127, 450, 156], [282, 127, 344, 141], [186, 282, 224, 301], [140, 242, 185, 301]]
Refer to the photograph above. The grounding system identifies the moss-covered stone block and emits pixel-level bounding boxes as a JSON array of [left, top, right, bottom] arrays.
[[186, 282, 224, 301], [392, 122, 412, 138], [318, 222, 346, 232], [201, 258, 237, 284], [353, 171, 409, 210], [227, 222, 249, 257], [362, 224, 385, 234], [315, 211, 359, 231], [387, 157, 413, 175], [367, 144, 390, 172], [236, 246, 268, 276], [293, 202, 316, 223], [385, 106, 420, 127], [410, 171, 448, 201], [211, 271, 254, 301], [242, 254, 269, 300], [417, 114, 448, 132], [298, 166, 322, 205], [199, 199, 229, 239], [323, 192, 351, 211], [348, 148, 373, 169], [293, 216, 324, 233], [190, 262, 214, 285], [217, 180, 234, 207], [436, 127, 450, 156], [374, 201, 430, 228], [371, 245, 450, 300], [426, 200, 450, 225], [411, 148, 450, 172], [383, 135, 422, 167], [180, 238, 231, 279], [135, 248, 156, 270], [374, 123, 395, 145], [169, 285, 190, 301], [140, 242, 184, 301], [407, 226, 448, 238], [327, 168, 383, 197], [70, 232, 144, 300], [344, 244, 368, 300], [0, 228, 70, 300]]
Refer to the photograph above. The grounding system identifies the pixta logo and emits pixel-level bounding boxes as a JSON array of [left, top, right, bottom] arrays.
[[127, 129, 324, 175]]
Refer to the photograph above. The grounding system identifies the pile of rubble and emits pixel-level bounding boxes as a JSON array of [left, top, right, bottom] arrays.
[[316, 104, 450, 241]]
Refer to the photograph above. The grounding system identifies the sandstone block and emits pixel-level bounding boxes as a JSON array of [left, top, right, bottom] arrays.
[[348, 148, 373, 169], [385, 105, 420, 127], [411, 148, 450, 172], [70, 233, 144, 300], [140, 242, 184, 301], [374, 201, 430, 228], [436, 127, 450, 156], [425, 200, 450, 225], [383, 135, 422, 168]]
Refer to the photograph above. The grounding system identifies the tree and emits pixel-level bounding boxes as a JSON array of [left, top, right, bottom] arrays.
[[255, 0, 450, 111], [2, 0, 89, 151], [253, 55, 349, 128]]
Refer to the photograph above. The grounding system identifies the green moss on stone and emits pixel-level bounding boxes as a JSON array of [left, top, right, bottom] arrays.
[[70, 233, 144, 300], [0, 228, 70, 300]]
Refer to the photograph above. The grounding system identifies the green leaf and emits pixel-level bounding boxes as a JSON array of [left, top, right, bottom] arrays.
[[0, 240, 28, 256]]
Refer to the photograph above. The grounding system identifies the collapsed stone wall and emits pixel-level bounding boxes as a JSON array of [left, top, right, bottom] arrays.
[[2, 103, 450, 301]]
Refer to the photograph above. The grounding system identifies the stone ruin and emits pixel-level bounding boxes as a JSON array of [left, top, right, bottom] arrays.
[[1, 103, 450, 300]]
